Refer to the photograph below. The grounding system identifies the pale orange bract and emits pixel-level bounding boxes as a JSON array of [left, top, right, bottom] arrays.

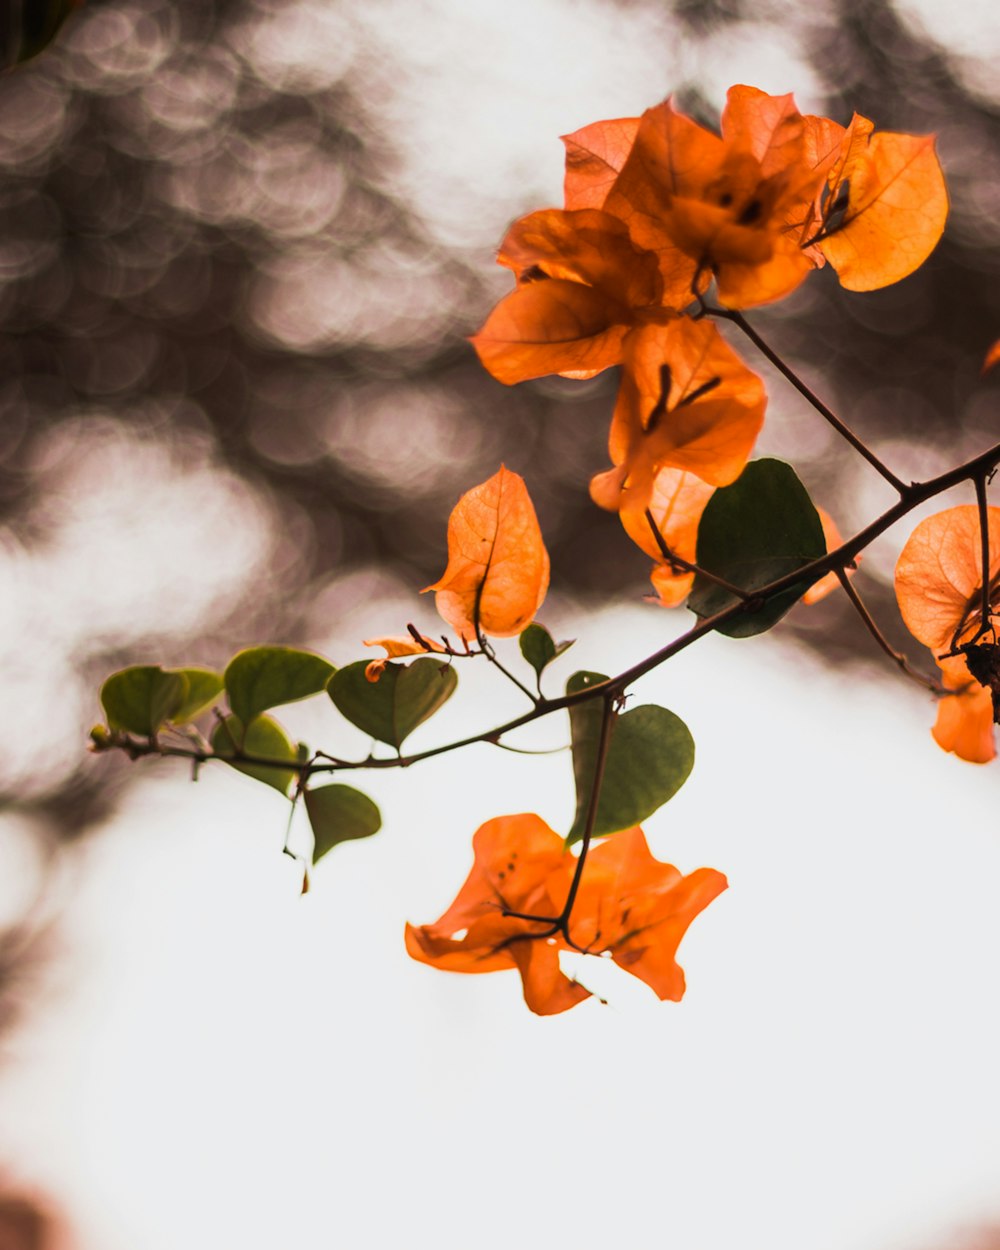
[[363, 634, 445, 658], [567, 827, 728, 1002], [424, 466, 550, 642], [562, 116, 640, 211], [894, 505, 1000, 653], [405, 814, 727, 1015], [932, 655, 996, 764], [589, 317, 766, 514], [618, 466, 714, 607]]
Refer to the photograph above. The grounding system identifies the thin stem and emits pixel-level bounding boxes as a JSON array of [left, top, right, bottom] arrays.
[[712, 307, 909, 495], [644, 509, 750, 600], [473, 579, 539, 704], [975, 474, 993, 639], [836, 569, 941, 694], [558, 695, 616, 931]]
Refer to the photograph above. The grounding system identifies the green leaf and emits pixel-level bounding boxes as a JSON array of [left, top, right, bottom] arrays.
[[328, 658, 458, 750], [519, 622, 574, 681], [101, 666, 188, 737], [210, 713, 298, 796], [171, 668, 224, 724], [224, 647, 335, 729], [689, 458, 826, 639], [305, 785, 382, 863], [565, 671, 694, 844]]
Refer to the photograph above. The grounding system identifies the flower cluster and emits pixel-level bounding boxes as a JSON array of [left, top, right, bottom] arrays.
[[472, 85, 947, 601]]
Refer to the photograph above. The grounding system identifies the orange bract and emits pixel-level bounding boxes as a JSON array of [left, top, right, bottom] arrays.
[[589, 317, 766, 514], [404, 814, 586, 1016], [983, 339, 1000, 376], [424, 466, 550, 641], [363, 634, 445, 658], [405, 814, 727, 1015], [932, 655, 996, 764], [568, 827, 728, 1001], [562, 117, 640, 211], [618, 466, 714, 607], [894, 505, 1000, 653]]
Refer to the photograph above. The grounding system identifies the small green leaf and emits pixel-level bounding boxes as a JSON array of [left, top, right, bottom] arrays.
[[329, 658, 458, 750], [519, 623, 575, 681], [305, 785, 382, 863], [101, 666, 188, 737], [565, 671, 694, 844], [171, 668, 224, 724], [224, 646, 336, 729], [210, 713, 298, 796], [690, 458, 826, 638]]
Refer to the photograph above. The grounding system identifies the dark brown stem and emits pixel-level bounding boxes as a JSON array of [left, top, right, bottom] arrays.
[[711, 307, 909, 495], [558, 695, 615, 932], [835, 569, 941, 694], [975, 474, 993, 639], [473, 578, 539, 704], [644, 509, 750, 599]]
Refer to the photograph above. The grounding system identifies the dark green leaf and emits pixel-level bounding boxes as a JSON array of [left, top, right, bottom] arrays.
[[519, 622, 574, 681], [101, 666, 188, 737], [210, 713, 297, 796], [329, 658, 458, 750], [305, 785, 382, 863], [565, 671, 694, 844], [171, 668, 224, 724], [690, 458, 826, 638], [224, 646, 335, 729]]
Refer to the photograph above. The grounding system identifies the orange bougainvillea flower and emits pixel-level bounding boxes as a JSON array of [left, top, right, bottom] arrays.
[[405, 814, 727, 1015], [567, 827, 727, 1002], [589, 316, 766, 514], [470, 207, 668, 385], [894, 505, 1000, 654], [603, 87, 829, 308], [584, 85, 946, 307], [424, 466, 549, 642], [404, 814, 587, 1016], [931, 654, 995, 764], [617, 466, 714, 607]]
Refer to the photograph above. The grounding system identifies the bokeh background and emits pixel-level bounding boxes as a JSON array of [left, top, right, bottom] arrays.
[[2, 0, 1000, 1247]]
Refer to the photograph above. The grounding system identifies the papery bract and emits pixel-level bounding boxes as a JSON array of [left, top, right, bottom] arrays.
[[618, 466, 714, 607], [562, 117, 640, 211], [894, 505, 1000, 653], [932, 654, 996, 764], [424, 466, 549, 641], [404, 814, 587, 1016], [567, 827, 727, 1001], [590, 317, 766, 514], [363, 634, 445, 658]]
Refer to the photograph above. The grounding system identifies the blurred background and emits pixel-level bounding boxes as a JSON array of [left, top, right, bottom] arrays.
[[2, 0, 1000, 1247]]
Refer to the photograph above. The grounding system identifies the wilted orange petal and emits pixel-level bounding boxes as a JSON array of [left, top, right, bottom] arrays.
[[470, 279, 629, 385], [895, 505, 1000, 652], [932, 655, 995, 763], [424, 467, 550, 641], [363, 634, 445, 658], [818, 131, 948, 291], [562, 117, 640, 210]]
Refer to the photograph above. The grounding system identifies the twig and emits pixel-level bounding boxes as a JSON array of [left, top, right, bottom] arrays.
[[835, 569, 941, 694]]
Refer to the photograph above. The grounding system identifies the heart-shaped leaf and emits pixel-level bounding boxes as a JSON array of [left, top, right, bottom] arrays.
[[690, 458, 826, 638], [210, 713, 298, 796], [224, 646, 335, 729], [519, 622, 574, 682], [328, 658, 458, 750], [101, 666, 189, 737], [565, 671, 694, 844], [305, 784, 382, 864]]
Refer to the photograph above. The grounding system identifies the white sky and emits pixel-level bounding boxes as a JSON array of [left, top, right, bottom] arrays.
[[3, 2, 1000, 1249]]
